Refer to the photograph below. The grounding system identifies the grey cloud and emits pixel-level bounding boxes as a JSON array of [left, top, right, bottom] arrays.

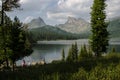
[[106, 0, 120, 18], [6, 0, 120, 25]]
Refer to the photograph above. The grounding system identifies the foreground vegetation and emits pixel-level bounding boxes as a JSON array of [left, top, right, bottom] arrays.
[[0, 53, 120, 80]]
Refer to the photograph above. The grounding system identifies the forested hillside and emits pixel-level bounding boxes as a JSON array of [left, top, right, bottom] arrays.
[[28, 25, 82, 41]]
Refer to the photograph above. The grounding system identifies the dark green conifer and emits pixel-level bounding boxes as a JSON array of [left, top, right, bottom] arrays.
[[67, 43, 78, 62], [8, 16, 33, 71], [0, 0, 20, 68], [74, 42, 78, 61], [90, 0, 109, 56], [66, 46, 73, 62], [62, 49, 65, 61]]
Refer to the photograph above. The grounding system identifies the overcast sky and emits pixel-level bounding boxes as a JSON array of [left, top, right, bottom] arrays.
[[6, 0, 120, 25]]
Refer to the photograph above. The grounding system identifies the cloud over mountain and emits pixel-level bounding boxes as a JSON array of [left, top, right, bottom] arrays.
[[6, 0, 120, 25]]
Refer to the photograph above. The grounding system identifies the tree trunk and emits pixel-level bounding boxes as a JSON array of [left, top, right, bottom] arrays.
[[1, 0, 4, 25], [6, 57, 9, 68], [12, 60, 15, 71], [1, 1, 9, 68], [95, 51, 100, 57]]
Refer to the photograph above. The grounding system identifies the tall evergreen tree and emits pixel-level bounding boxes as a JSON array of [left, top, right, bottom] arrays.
[[66, 43, 78, 62], [62, 49, 65, 61], [79, 46, 84, 57], [78, 45, 88, 59], [0, 0, 20, 68], [0, 13, 13, 67], [1, 0, 20, 25], [73, 42, 78, 61], [66, 45, 73, 62], [90, 0, 109, 56], [83, 45, 88, 57], [8, 16, 33, 71]]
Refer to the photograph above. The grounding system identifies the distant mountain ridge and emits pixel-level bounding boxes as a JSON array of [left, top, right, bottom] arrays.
[[27, 17, 90, 41], [27, 17, 90, 33], [27, 16, 120, 42], [57, 17, 90, 34]]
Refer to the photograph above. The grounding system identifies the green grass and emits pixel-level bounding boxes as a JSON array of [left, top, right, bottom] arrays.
[[0, 53, 120, 80]]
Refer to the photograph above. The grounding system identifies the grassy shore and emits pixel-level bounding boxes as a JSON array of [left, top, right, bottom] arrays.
[[0, 53, 120, 80]]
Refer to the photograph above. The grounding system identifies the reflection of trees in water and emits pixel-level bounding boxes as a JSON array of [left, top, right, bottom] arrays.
[[32, 44, 69, 63]]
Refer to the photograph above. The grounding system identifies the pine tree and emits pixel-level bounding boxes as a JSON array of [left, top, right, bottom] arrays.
[[66, 46, 73, 62], [88, 46, 93, 57], [78, 46, 84, 60], [66, 43, 78, 62], [8, 16, 33, 71], [111, 47, 116, 53], [79, 45, 88, 59], [78, 45, 93, 61], [90, 0, 109, 56], [0, 14, 13, 68], [1, 0, 20, 24], [62, 49, 65, 61], [0, 0, 20, 68], [83, 45, 88, 57], [73, 42, 78, 61]]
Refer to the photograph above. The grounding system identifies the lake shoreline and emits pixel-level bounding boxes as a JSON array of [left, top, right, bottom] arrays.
[[37, 38, 120, 45], [37, 39, 89, 45], [16, 39, 120, 66]]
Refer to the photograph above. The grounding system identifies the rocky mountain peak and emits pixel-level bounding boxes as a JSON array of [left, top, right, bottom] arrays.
[[66, 16, 88, 25], [30, 17, 46, 25], [58, 17, 90, 33], [66, 16, 77, 24], [28, 17, 46, 29]]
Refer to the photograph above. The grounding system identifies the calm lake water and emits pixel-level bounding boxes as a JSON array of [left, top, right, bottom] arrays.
[[16, 39, 120, 66]]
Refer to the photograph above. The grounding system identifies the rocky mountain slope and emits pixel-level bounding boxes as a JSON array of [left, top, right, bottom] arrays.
[[57, 17, 90, 34], [28, 25, 80, 41], [28, 17, 46, 29]]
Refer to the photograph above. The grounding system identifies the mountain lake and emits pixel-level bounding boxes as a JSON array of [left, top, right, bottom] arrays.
[[16, 39, 120, 66]]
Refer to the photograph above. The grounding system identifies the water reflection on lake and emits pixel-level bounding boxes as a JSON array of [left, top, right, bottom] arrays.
[[16, 39, 120, 66]]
